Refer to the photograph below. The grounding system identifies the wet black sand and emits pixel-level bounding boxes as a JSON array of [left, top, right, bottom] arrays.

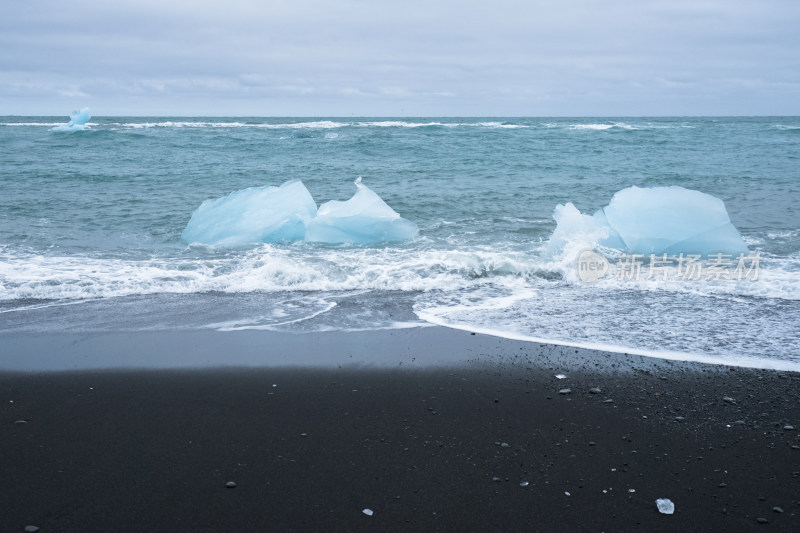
[[1, 328, 799, 531]]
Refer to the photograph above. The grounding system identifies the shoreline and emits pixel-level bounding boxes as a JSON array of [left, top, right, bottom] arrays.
[[2, 327, 799, 531], [2, 325, 797, 373]]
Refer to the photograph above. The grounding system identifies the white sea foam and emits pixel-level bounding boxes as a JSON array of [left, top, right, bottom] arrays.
[[204, 298, 337, 331], [415, 310, 800, 372], [569, 122, 639, 131], [2, 242, 798, 303], [42, 120, 532, 130]]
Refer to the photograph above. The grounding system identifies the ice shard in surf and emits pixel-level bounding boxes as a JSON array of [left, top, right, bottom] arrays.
[[181, 178, 418, 245], [305, 178, 419, 243], [51, 108, 91, 131], [550, 186, 748, 256]]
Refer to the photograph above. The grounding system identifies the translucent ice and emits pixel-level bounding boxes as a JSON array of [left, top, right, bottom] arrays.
[[181, 180, 317, 245], [656, 498, 675, 514], [550, 186, 748, 256], [305, 178, 419, 243], [181, 178, 418, 245], [51, 107, 91, 131]]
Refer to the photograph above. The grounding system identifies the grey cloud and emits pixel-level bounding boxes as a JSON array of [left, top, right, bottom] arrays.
[[1, 0, 798, 115]]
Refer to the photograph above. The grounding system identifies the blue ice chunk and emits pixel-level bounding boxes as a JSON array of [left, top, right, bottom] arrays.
[[181, 178, 418, 246], [550, 186, 748, 256], [51, 107, 91, 131], [181, 180, 318, 245], [305, 178, 419, 243], [598, 186, 748, 255]]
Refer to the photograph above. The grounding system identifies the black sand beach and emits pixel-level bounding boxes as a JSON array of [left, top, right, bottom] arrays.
[[2, 328, 799, 531]]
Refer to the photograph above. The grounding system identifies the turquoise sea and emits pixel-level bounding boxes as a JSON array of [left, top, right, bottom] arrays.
[[1, 117, 799, 369]]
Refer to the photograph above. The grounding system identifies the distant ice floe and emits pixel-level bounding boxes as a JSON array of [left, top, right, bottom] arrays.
[[51, 108, 91, 131], [181, 178, 419, 245], [548, 186, 748, 257]]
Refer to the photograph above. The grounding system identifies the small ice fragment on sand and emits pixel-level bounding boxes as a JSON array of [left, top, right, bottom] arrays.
[[656, 498, 675, 514], [589, 387, 601, 394], [225, 481, 237, 488], [559, 388, 571, 394], [555, 374, 567, 379], [520, 481, 529, 487], [500, 442, 510, 448], [784, 425, 795, 430], [362, 508, 374, 516], [565, 491, 571, 496], [723, 396, 735, 404], [24, 526, 40, 533], [629, 489, 636, 493]]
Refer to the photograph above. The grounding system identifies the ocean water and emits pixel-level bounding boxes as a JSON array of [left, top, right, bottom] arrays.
[[1, 117, 799, 370]]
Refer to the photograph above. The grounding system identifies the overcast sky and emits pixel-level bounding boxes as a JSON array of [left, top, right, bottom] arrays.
[[1, 0, 799, 116]]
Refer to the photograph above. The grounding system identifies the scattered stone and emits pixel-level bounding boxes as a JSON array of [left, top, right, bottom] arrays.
[[656, 498, 675, 515], [24, 527, 40, 533], [723, 396, 735, 404], [756, 517, 768, 524], [225, 481, 237, 488], [603, 399, 614, 403], [362, 508, 374, 516], [735, 420, 745, 425], [589, 388, 601, 394], [559, 388, 572, 395], [718, 483, 727, 488], [791, 445, 800, 450], [492, 477, 501, 482], [300, 433, 308, 437], [674, 416, 685, 421], [773, 506, 784, 513], [784, 425, 795, 431], [500, 442, 510, 448], [14, 420, 28, 424]]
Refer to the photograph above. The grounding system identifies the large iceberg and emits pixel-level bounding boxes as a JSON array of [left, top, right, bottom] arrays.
[[305, 178, 419, 243], [549, 186, 748, 256], [181, 178, 418, 245], [51, 107, 91, 131]]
